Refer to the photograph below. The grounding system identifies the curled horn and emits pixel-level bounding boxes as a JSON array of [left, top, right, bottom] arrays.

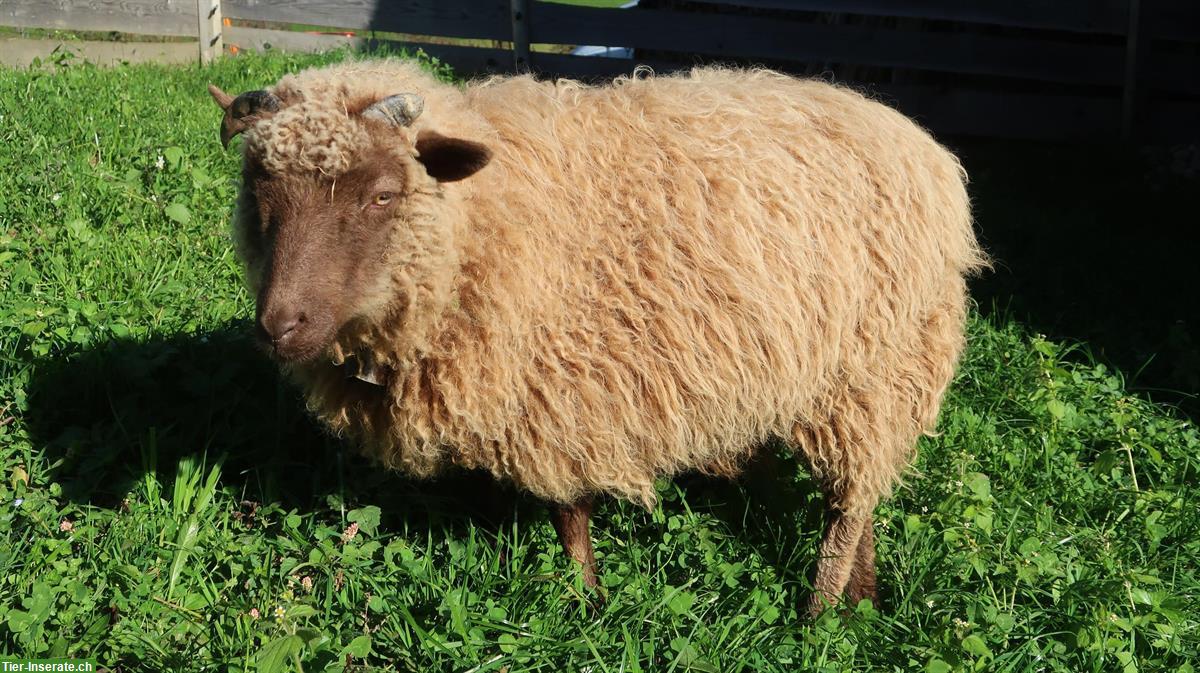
[[362, 93, 425, 127], [208, 84, 282, 149]]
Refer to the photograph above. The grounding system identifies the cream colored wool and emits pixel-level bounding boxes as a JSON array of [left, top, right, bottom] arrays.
[[233, 59, 987, 517]]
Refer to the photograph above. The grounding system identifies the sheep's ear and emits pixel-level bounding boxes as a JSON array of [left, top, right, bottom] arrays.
[[208, 85, 281, 149], [414, 130, 492, 182]]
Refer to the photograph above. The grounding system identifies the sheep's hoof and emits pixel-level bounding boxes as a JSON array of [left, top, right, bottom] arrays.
[[805, 588, 879, 620], [845, 581, 878, 610], [805, 592, 838, 620]]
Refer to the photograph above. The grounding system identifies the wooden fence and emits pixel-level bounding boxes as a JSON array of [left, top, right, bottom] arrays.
[[2, 0, 1197, 141]]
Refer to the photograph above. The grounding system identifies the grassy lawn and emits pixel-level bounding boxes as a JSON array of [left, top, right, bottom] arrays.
[[1, 50, 1197, 672]]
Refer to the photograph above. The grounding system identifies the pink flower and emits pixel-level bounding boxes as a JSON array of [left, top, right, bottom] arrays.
[[341, 522, 359, 543], [59, 519, 74, 532], [301, 576, 314, 592], [249, 608, 260, 619]]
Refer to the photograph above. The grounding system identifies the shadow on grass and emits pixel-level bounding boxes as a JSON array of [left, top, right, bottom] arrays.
[[674, 450, 831, 595], [23, 324, 542, 534], [24, 323, 830, 595], [954, 138, 1199, 420]]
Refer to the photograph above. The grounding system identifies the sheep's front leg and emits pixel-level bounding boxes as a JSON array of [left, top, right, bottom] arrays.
[[550, 497, 598, 587]]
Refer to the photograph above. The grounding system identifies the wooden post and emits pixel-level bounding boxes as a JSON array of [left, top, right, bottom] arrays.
[[196, 0, 224, 64], [1120, 0, 1142, 140], [511, 0, 530, 72]]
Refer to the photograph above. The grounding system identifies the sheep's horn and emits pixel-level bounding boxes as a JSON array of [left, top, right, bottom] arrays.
[[363, 93, 424, 127], [208, 84, 235, 109], [208, 85, 282, 149]]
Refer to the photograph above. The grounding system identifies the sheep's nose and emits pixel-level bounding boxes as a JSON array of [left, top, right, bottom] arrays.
[[258, 309, 307, 346]]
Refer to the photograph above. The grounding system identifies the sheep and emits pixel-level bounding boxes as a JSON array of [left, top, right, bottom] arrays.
[[208, 59, 986, 614]]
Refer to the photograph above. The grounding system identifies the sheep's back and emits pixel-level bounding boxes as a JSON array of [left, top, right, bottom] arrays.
[[428, 68, 983, 505]]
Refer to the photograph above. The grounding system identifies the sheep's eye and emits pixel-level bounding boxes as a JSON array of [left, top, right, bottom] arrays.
[[372, 192, 394, 207]]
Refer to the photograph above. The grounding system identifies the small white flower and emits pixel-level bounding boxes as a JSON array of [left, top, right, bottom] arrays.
[[155, 154, 165, 170], [51, 193, 61, 203], [926, 599, 935, 608], [12, 498, 22, 508]]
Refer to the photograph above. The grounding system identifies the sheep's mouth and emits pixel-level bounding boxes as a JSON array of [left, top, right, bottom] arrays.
[[257, 324, 339, 365], [262, 339, 325, 365]]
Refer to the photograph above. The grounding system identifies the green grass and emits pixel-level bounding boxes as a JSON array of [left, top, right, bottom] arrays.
[[1, 50, 1197, 673]]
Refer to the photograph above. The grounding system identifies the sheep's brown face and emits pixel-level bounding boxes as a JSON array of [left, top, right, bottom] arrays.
[[210, 86, 492, 363], [239, 149, 402, 362]]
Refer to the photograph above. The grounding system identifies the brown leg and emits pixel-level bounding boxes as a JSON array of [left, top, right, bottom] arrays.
[[550, 497, 599, 588], [807, 503, 868, 617], [845, 514, 877, 608]]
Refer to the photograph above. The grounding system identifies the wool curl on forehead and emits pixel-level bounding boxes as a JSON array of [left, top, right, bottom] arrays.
[[244, 98, 412, 177]]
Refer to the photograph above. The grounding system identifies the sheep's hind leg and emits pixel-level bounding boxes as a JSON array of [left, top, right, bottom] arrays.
[[845, 513, 877, 608], [550, 497, 599, 588], [807, 502, 870, 617]]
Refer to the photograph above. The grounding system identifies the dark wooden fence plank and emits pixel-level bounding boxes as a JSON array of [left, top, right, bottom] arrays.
[[530, 2, 1130, 88], [222, 0, 512, 41], [0, 0, 197, 37], [619, 0, 1197, 41], [1142, 45, 1200, 96], [871, 84, 1121, 141], [1146, 0, 1200, 42], [676, 0, 1131, 36], [1146, 101, 1200, 141], [531, 51, 678, 78], [407, 41, 514, 73]]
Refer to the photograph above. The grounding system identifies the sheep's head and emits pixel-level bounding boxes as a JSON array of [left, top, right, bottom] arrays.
[[209, 85, 492, 364]]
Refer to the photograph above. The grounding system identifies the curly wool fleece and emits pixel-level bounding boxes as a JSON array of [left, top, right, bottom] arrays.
[[246, 100, 370, 176], [238, 60, 987, 518], [243, 62, 484, 177]]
